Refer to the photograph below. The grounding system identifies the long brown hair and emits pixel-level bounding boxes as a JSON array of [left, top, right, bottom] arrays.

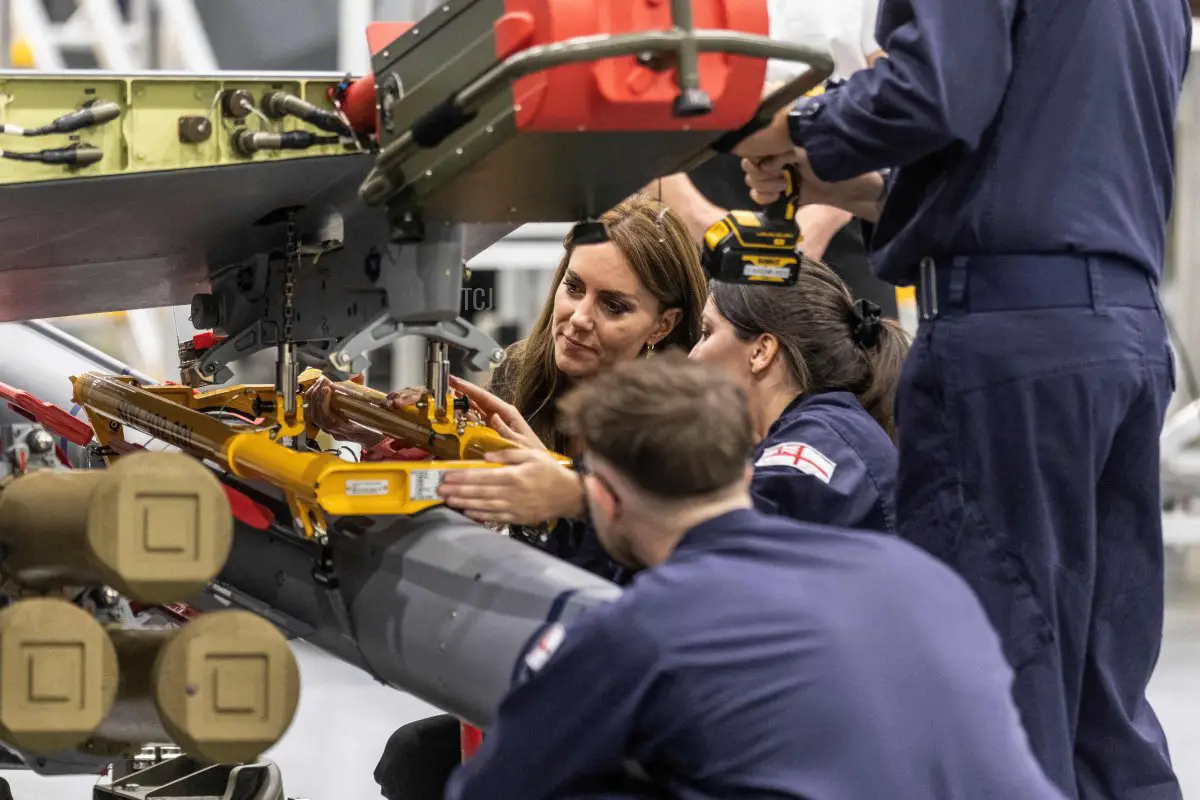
[[489, 194, 708, 453], [708, 258, 910, 439]]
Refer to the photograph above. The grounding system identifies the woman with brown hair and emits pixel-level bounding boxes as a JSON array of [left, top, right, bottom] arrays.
[[690, 257, 910, 533], [310, 191, 708, 581]]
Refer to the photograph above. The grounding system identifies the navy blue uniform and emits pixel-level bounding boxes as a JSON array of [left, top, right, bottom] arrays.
[[751, 391, 896, 533], [786, 1, 1190, 797], [445, 508, 1064, 800]]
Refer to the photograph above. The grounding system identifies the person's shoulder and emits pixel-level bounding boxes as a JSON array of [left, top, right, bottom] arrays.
[[533, 594, 656, 667], [758, 395, 880, 477], [774, 392, 894, 448], [843, 527, 990, 608]]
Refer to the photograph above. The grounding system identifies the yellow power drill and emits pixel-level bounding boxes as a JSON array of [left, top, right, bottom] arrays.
[[700, 162, 802, 286]]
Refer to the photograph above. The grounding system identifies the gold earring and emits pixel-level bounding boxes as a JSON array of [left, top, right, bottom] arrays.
[[645, 342, 655, 358]]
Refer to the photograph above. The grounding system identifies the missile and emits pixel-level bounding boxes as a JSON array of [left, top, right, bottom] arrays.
[[86, 610, 300, 765], [0, 451, 233, 604], [214, 497, 622, 728], [0, 598, 119, 754]]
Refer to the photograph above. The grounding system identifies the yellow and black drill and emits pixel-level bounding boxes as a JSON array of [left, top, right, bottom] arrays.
[[700, 164, 803, 287]]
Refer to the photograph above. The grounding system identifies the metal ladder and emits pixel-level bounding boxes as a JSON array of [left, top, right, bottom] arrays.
[[2, 0, 217, 71]]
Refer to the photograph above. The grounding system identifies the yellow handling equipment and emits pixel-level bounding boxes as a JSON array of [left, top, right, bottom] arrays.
[[70, 369, 569, 540]]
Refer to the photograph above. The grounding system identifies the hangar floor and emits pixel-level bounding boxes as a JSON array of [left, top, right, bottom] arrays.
[[4, 589, 1200, 800]]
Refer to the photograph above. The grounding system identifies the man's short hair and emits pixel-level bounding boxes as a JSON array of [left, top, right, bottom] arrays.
[[557, 350, 756, 498]]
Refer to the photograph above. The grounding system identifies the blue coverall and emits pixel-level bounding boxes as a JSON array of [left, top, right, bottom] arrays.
[[751, 391, 896, 533], [445, 508, 1065, 800], [785, 0, 1191, 796]]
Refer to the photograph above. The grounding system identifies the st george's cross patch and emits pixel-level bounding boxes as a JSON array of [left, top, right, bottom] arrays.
[[754, 442, 836, 483], [523, 622, 566, 675]]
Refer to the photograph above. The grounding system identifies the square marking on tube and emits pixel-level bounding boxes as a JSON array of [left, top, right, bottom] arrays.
[[23, 642, 84, 707], [208, 653, 268, 718], [137, 493, 199, 556]]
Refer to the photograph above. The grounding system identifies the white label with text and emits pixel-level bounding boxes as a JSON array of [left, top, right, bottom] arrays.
[[409, 470, 449, 502], [345, 479, 390, 497]]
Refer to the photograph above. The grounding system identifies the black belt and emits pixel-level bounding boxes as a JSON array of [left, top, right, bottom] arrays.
[[916, 253, 1159, 320]]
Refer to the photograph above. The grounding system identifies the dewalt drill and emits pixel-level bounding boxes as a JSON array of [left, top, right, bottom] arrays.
[[700, 163, 803, 287]]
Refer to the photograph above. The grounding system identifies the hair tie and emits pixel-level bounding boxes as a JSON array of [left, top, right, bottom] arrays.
[[850, 298, 882, 348]]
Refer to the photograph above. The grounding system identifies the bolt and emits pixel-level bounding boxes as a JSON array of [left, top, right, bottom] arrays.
[[26, 429, 54, 453]]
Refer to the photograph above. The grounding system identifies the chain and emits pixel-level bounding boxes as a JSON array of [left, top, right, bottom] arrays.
[[283, 210, 298, 345]]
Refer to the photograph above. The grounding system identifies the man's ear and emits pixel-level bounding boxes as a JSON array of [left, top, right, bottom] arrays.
[[585, 474, 617, 519], [651, 307, 683, 345], [749, 333, 779, 376]]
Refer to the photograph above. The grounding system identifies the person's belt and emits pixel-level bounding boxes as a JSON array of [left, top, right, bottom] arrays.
[[916, 253, 1159, 320]]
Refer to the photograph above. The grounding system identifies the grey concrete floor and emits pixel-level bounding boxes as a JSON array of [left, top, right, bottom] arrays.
[[1149, 592, 1200, 797], [4, 595, 1199, 799]]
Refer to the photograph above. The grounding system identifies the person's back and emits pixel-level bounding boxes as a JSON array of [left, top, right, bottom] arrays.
[[736, 2, 1191, 797], [864, 0, 1192, 280], [623, 508, 1061, 799]]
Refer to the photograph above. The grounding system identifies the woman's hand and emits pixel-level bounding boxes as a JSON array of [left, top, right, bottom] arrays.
[[382, 386, 427, 411], [447, 375, 544, 449], [437, 448, 584, 526], [304, 377, 385, 447]]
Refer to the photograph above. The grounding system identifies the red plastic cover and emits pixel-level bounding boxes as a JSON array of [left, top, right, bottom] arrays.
[[500, 0, 770, 132]]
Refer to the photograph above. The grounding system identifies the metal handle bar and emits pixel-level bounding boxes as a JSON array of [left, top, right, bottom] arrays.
[[359, 28, 834, 205]]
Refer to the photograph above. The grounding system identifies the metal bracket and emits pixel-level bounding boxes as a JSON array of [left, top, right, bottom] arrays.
[[326, 314, 505, 378], [324, 217, 505, 377], [190, 206, 500, 384]]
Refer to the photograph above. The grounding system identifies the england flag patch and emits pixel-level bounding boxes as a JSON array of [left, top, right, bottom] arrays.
[[754, 442, 836, 484], [523, 622, 566, 674]]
